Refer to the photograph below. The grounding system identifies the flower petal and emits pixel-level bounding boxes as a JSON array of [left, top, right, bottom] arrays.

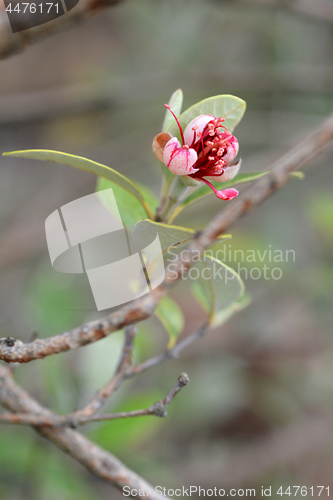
[[163, 137, 181, 165], [204, 160, 241, 183], [223, 135, 239, 164], [184, 115, 215, 146], [152, 132, 172, 162], [163, 137, 198, 176], [215, 188, 239, 200]]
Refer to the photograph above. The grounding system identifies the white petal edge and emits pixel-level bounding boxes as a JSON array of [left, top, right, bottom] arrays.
[[184, 115, 215, 146], [204, 159, 241, 183]]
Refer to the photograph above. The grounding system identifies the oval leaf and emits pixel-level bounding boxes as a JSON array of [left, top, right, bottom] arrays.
[[191, 254, 245, 326], [168, 94, 246, 139], [132, 219, 231, 253], [97, 177, 158, 228], [193, 285, 251, 328], [154, 296, 185, 349], [3, 149, 154, 219]]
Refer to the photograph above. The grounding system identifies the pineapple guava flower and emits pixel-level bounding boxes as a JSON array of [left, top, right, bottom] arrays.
[[153, 105, 241, 200]]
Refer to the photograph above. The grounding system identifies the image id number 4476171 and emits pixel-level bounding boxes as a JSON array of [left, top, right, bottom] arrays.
[[3, 0, 79, 32], [5, 3, 61, 14], [276, 486, 329, 496]]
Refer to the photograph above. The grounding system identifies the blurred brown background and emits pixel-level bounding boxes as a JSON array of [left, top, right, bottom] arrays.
[[0, 0, 333, 498]]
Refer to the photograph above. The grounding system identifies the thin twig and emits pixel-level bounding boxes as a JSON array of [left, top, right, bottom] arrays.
[[1, 110, 333, 364], [0, 372, 190, 427], [75, 372, 190, 425], [75, 322, 204, 425], [116, 324, 137, 373], [0, 321, 208, 428], [0, 365, 171, 500], [67, 324, 138, 424], [132, 323, 209, 375]]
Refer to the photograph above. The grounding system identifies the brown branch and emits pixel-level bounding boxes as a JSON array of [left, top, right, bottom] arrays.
[[73, 371, 190, 424], [0, 364, 171, 500], [65, 324, 137, 424], [132, 323, 210, 376], [59, 325, 190, 427], [54, 320, 193, 428], [0, 322, 195, 430], [1, 111, 333, 365], [116, 324, 137, 373], [0, 0, 128, 59], [0, 372, 190, 427], [0, 410, 154, 425], [222, 0, 333, 23], [0, 306, 155, 363]]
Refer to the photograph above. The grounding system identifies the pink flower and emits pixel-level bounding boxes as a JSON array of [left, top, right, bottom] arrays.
[[154, 105, 241, 200]]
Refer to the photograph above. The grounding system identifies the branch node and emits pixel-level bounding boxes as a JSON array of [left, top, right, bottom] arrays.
[[65, 417, 79, 429], [167, 349, 179, 360], [194, 230, 203, 239], [0, 338, 16, 348], [178, 372, 190, 387], [150, 402, 167, 418]]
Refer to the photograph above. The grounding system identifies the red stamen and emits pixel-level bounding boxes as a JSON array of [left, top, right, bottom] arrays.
[[201, 178, 219, 195], [165, 104, 185, 146], [191, 126, 198, 147], [200, 135, 205, 154]]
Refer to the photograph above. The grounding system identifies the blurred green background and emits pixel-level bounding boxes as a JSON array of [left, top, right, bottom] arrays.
[[0, 0, 333, 498]]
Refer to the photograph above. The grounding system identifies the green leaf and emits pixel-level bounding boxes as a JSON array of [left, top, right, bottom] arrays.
[[136, 181, 159, 214], [168, 172, 268, 223], [162, 88, 183, 132], [168, 94, 246, 139], [97, 177, 158, 228], [132, 219, 231, 253], [154, 296, 185, 349], [3, 149, 154, 219], [290, 171, 305, 180], [191, 254, 245, 326], [193, 285, 250, 327], [217, 292, 251, 324]]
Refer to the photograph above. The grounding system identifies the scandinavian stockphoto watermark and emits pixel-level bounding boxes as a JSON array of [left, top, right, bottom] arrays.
[[4, 0, 80, 33], [166, 245, 295, 283]]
